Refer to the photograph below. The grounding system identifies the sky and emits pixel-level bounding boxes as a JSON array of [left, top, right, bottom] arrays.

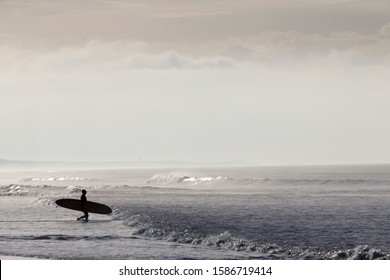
[[1, 0, 390, 165]]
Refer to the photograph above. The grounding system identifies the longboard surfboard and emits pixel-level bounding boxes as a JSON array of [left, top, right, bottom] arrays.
[[55, 199, 112, 215]]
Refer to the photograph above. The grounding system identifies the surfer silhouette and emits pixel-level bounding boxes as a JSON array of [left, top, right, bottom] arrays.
[[77, 190, 89, 221]]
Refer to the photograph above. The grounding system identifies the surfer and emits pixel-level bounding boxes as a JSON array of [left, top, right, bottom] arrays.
[[77, 189, 89, 221]]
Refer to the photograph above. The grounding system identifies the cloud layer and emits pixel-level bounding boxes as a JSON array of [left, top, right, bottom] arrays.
[[1, 1, 390, 164], [1, 0, 390, 47]]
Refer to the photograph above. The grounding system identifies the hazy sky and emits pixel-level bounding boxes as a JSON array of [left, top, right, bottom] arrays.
[[1, 0, 390, 164]]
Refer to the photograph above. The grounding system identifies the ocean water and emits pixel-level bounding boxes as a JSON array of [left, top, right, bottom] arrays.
[[1, 164, 390, 260]]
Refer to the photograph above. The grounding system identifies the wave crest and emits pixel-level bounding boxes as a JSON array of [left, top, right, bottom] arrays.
[[0, 185, 30, 196], [113, 207, 390, 260], [147, 174, 230, 185], [23, 177, 92, 182]]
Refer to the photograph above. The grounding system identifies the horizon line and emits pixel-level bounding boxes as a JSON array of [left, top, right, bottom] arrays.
[[1, 158, 390, 168]]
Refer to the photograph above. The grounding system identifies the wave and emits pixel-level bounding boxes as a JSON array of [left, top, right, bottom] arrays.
[[0, 185, 33, 196], [112, 207, 390, 260], [0, 184, 68, 197], [146, 174, 390, 188], [147, 174, 231, 185], [183, 176, 230, 184], [0, 184, 73, 199], [31, 197, 57, 206], [23, 177, 93, 182], [0, 184, 147, 197], [263, 178, 390, 187]]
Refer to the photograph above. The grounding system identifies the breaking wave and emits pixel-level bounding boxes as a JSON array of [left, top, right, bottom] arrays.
[[112, 207, 390, 260], [0, 184, 144, 197], [23, 177, 93, 182], [147, 174, 231, 185], [0, 184, 53, 196], [0, 185, 30, 196]]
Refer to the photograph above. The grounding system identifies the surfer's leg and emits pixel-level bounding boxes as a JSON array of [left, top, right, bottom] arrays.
[[77, 215, 85, 220], [85, 212, 89, 221]]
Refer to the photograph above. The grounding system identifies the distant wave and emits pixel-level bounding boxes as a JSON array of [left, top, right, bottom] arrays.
[[147, 174, 231, 185], [146, 174, 190, 184], [113, 207, 390, 260], [264, 178, 390, 187], [0, 185, 30, 196], [23, 177, 92, 182], [0, 184, 156, 197], [146, 174, 390, 188], [182, 176, 230, 184], [0, 184, 70, 197]]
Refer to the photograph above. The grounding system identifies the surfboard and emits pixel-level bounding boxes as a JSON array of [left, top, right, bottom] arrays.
[[55, 199, 112, 215]]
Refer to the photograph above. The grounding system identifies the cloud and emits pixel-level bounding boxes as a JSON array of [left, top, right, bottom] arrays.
[[209, 28, 390, 67], [380, 22, 390, 37], [1, 19, 390, 163], [2, 21, 390, 87], [0, 41, 233, 81], [1, 0, 390, 48], [1, 25, 390, 86], [126, 51, 232, 69]]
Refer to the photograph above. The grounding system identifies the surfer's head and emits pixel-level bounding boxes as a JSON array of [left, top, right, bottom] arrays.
[[82, 189, 87, 194]]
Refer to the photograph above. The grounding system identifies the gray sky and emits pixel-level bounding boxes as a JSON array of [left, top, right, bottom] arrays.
[[1, 0, 390, 164]]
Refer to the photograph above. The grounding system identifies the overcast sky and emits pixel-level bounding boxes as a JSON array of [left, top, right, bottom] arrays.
[[1, 0, 390, 165]]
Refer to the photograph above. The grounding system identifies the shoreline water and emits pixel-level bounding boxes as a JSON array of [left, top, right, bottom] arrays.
[[2, 165, 390, 260]]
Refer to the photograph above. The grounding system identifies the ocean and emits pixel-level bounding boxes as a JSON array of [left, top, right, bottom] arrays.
[[1, 164, 390, 260]]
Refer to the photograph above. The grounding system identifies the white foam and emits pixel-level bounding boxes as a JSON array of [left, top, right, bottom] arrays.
[[26, 177, 91, 182], [0, 185, 30, 196], [147, 174, 230, 185], [182, 176, 229, 185]]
